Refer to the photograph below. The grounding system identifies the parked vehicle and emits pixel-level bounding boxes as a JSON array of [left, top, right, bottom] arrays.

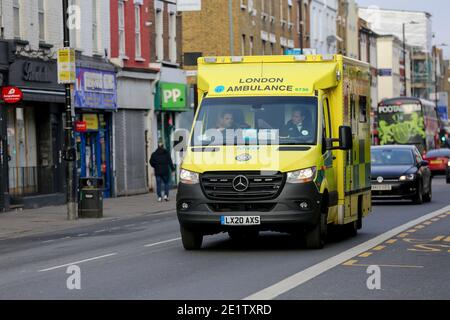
[[371, 145, 432, 204], [176, 54, 372, 250], [423, 148, 450, 178]]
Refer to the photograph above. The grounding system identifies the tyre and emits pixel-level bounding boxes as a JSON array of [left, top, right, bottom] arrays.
[[447, 176, 450, 184], [228, 230, 259, 242], [413, 181, 423, 205], [423, 179, 432, 203], [343, 220, 358, 238], [180, 226, 203, 250], [305, 210, 328, 249]]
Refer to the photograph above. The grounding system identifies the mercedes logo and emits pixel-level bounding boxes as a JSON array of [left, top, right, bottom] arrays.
[[232, 175, 249, 192], [377, 176, 384, 183]]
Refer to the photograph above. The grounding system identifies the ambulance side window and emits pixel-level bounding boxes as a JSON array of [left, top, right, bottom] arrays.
[[323, 98, 332, 139]]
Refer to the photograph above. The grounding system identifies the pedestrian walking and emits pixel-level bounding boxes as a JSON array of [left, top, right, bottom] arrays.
[[150, 141, 175, 202]]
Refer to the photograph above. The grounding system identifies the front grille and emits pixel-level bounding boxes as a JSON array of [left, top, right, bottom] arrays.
[[200, 171, 285, 201], [207, 203, 277, 212]]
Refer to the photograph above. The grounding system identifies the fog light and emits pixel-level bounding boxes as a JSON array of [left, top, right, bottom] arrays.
[[299, 202, 309, 209], [181, 202, 189, 210]]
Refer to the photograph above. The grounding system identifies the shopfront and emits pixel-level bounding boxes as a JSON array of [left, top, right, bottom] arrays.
[[74, 60, 117, 198], [6, 57, 66, 209], [153, 66, 191, 186]]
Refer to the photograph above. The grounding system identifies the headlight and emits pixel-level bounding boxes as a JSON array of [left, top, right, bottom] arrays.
[[448, 160, 450, 167], [399, 174, 416, 181], [180, 169, 199, 184], [287, 167, 317, 184]]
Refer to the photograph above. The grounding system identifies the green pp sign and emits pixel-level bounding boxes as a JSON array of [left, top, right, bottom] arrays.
[[160, 82, 187, 111]]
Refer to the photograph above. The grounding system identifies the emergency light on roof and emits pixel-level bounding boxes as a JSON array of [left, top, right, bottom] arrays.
[[203, 57, 217, 63], [230, 56, 244, 63], [322, 54, 334, 61], [293, 55, 307, 61]]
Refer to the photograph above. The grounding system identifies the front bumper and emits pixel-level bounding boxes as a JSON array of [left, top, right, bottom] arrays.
[[176, 182, 322, 235], [371, 180, 418, 200]]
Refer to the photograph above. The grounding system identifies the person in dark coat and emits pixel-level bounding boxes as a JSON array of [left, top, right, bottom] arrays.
[[150, 141, 175, 202]]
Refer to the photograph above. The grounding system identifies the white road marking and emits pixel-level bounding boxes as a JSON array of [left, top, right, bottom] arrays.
[[77, 233, 88, 237], [244, 205, 450, 300], [144, 237, 181, 248], [38, 253, 118, 272], [42, 239, 55, 244], [125, 224, 135, 228], [94, 229, 106, 233]]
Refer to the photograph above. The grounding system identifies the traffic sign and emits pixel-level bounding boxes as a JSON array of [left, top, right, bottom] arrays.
[[1, 86, 23, 104]]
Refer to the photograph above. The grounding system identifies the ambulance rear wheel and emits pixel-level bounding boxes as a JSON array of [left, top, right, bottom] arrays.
[[180, 226, 203, 250]]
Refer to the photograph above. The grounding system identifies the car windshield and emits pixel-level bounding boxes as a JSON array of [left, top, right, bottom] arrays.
[[371, 149, 414, 166], [426, 149, 450, 158], [191, 96, 318, 146]]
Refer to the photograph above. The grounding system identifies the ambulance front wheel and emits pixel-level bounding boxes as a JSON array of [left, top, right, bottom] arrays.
[[180, 226, 203, 250], [305, 210, 328, 249]]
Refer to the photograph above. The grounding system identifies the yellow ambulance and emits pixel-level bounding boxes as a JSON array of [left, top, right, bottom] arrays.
[[177, 54, 372, 250]]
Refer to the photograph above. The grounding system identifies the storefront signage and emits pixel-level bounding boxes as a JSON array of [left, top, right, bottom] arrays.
[[160, 82, 187, 111], [1, 86, 23, 104], [75, 121, 88, 132], [74, 68, 117, 110], [82, 114, 99, 130], [57, 48, 76, 84], [378, 69, 392, 77], [22, 61, 51, 82]]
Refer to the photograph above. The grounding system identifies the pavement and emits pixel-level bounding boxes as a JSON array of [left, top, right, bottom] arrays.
[[0, 191, 176, 241], [0, 177, 448, 299]]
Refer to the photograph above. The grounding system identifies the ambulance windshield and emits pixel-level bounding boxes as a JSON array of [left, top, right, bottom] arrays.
[[192, 96, 318, 146]]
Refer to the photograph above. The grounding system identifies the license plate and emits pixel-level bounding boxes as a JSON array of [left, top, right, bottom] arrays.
[[371, 184, 392, 191], [431, 160, 441, 164], [221, 216, 261, 226]]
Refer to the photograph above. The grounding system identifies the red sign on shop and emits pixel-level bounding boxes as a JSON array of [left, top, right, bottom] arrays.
[[75, 121, 88, 132], [1, 86, 23, 104]]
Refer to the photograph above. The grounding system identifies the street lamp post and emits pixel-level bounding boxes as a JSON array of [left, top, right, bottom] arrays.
[[402, 21, 419, 97], [62, 0, 77, 220]]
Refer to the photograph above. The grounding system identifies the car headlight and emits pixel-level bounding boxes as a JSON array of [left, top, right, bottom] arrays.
[[448, 160, 450, 167], [399, 174, 416, 181], [287, 167, 317, 184], [180, 169, 199, 184]]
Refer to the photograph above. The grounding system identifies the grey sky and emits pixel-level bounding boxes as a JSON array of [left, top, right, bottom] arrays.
[[357, 0, 450, 59]]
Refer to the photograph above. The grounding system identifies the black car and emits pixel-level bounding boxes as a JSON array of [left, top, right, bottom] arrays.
[[371, 145, 432, 204]]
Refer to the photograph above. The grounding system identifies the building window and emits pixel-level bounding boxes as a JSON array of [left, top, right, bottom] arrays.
[[287, 0, 292, 25], [241, 34, 246, 56], [168, 11, 177, 63], [118, 0, 126, 56], [155, 8, 164, 61], [92, 0, 98, 53], [135, 5, 142, 58], [249, 36, 254, 55], [262, 40, 266, 55], [270, 43, 274, 55], [13, 0, 20, 39], [280, 0, 284, 22], [38, 0, 45, 42]]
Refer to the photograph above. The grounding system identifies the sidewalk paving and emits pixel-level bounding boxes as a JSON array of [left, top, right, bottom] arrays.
[[0, 191, 177, 241]]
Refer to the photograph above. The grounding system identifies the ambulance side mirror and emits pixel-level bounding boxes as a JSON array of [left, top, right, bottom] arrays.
[[339, 126, 353, 150]]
